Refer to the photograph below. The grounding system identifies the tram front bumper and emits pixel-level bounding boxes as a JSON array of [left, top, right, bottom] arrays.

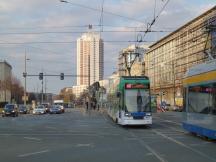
[[121, 116, 152, 125]]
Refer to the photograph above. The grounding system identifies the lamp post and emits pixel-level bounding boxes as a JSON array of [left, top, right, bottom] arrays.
[[24, 51, 30, 106]]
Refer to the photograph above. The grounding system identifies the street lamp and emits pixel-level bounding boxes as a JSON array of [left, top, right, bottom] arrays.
[[24, 51, 30, 106]]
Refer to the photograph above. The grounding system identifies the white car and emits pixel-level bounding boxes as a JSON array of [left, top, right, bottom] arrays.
[[33, 105, 46, 114]]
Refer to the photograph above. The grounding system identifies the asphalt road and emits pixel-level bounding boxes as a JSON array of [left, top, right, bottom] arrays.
[[0, 108, 215, 162]]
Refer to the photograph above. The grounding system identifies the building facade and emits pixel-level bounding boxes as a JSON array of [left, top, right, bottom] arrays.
[[0, 60, 12, 103], [145, 6, 216, 107], [118, 44, 148, 76], [72, 85, 88, 98], [77, 32, 104, 86]]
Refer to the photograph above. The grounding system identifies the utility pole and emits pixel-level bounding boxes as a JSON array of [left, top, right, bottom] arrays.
[[24, 51, 28, 106], [41, 69, 44, 104], [41, 79, 44, 104], [45, 76, 47, 103], [123, 50, 139, 76]]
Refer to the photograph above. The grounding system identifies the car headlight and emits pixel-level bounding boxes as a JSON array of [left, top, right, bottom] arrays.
[[2, 110, 5, 113], [12, 110, 15, 113]]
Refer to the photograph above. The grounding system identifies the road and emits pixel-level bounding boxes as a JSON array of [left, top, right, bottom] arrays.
[[0, 108, 215, 162]]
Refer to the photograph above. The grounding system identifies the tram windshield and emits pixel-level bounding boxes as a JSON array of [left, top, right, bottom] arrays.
[[125, 89, 150, 112], [188, 83, 216, 115]]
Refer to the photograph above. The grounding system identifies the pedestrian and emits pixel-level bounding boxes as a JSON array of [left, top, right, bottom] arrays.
[[86, 101, 88, 110], [97, 104, 100, 111]]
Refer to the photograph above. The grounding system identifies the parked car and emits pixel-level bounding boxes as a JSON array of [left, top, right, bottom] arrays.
[[18, 105, 28, 114], [41, 103, 50, 113], [49, 105, 62, 114], [33, 105, 46, 114], [59, 105, 65, 113], [2, 104, 18, 117]]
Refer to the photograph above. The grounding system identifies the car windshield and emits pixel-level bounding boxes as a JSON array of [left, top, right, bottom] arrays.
[[19, 106, 26, 109], [36, 106, 44, 109], [125, 89, 150, 112], [4, 105, 14, 110]]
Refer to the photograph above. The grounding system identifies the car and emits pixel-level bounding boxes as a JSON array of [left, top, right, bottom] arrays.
[[2, 104, 18, 117], [41, 103, 50, 113], [49, 105, 62, 114], [18, 105, 28, 114], [59, 105, 65, 113], [32, 105, 46, 115], [54, 104, 65, 113]]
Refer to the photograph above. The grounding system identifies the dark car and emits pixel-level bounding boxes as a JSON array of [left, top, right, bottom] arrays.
[[18, 105, 28, 114], [2, 104, 19, 117], [49, 105, 62, 114]]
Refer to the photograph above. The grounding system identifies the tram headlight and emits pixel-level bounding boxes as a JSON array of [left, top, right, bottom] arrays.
[[146, 112, 151, 116], [125, 112, 131, 117]]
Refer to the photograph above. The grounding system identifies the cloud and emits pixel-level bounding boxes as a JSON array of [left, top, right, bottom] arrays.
[[0, 0, 215, 93]]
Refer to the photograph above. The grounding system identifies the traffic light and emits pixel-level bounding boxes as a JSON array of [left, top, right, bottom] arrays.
[[39, 73, 43, 80], [60, 73, 64, 80], [23, 72, 27, 78]]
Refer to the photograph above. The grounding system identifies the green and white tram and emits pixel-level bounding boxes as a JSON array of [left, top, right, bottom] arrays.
[[107, 76, 152, 125], [183, 59, 216, 139]]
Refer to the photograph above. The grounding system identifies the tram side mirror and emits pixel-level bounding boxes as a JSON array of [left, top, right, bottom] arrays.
[[116, 92, 121, 98]]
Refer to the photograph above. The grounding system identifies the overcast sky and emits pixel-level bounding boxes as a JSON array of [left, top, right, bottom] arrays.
[[0, 0, 215, 94]]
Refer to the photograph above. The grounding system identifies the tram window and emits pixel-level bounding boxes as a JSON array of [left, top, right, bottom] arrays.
[[125, 89, 150, 112], [188, 83, 216, 115]]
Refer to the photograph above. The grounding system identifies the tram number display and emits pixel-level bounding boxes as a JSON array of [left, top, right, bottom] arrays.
[[125, 83, 149, 89]]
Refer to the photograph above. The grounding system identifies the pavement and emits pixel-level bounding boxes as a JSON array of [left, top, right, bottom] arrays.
[[0, 108, 215, 162]]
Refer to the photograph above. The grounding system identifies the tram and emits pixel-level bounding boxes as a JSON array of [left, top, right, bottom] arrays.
[[182, 59, 216, 139], [107, 76, 152, 125]]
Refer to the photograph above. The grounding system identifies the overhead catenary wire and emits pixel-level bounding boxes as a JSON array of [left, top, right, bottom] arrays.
[[0, 30, 172, 35], [141, 0, 171, 41], [60, 0, 146, 25], [0, 40, 156, 45]]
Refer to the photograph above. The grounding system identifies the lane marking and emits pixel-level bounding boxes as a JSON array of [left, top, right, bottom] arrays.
[[152, 129, 216, 162], [76, 143, 94, 147], [164, 120, 181, 126], [156, 123, 186, 134], [144, 144, 167, 162], [129, 132, 167, 162], [18, 150, 49, 157], [45, 126, 57, 130], [23, 137, 41, 141]]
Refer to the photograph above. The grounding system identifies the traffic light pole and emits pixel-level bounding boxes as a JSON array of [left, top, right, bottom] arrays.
[[24, 53, 27, 106], [41, 79, 44, 104]]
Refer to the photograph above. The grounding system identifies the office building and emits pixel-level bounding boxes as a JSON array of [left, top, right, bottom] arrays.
[[77, 32, 104, 86], [144, 6, 216, 107]]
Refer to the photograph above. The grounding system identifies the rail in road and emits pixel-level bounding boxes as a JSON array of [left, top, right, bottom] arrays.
[[0, 108, 215, 162]]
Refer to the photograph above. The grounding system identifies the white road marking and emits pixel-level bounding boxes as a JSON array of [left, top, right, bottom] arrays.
[[164, 120, 182, 126], [23, 137, 41, 141], [79, 125, 89, 127], [144, 144, 167, 162], [76, 143, 94, 147], [152, 129, 216, 162], [45, 126, 57, 130], [129, 132, 168, 162], [18, 150, 50, 157]]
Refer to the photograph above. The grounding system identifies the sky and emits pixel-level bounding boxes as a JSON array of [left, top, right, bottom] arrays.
[[0, 0, 215, 94]]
